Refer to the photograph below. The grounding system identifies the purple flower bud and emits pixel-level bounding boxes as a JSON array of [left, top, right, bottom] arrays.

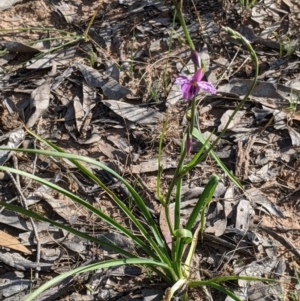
[[190, 50, 201, 68]]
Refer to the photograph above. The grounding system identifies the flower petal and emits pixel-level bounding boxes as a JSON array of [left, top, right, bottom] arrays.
[[175, 75, 190, 85], [181, 83, 192, 99], [192, 69, 203, 82], [183, 84, 200, 100], [197, 81, 217, 94]]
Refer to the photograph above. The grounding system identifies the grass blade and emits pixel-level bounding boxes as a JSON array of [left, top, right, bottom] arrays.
[[192, 128, 242, 189], [25, 258, 171, 301], [185, 174, 219, 231], [25, 129, 167, 252], [0, 166, 159, 260]]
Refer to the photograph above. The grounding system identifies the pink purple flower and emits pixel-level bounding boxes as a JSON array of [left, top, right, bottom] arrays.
[[175, 69, 217, 100]]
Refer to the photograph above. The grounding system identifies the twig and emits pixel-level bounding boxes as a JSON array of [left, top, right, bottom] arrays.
[[258, 225, 300, 260]]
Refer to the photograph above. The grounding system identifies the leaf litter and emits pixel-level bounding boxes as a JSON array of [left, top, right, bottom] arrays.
[[0, 0, 300, 300]]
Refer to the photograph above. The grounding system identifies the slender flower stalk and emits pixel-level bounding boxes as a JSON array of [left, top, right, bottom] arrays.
[[171, 0, 195, 50]]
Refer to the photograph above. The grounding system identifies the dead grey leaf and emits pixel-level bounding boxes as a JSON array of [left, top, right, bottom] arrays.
[[77, 133, 101, 144], [0, 251, 52, 271], [218, 110, 244, 132], [259, 225, 300, 259], [255, 148, 277, 165], [0, 0, 23, 11], [142, 289, 164, 301], [0, 271, 30, 298], [62, 237, 86, 253], [96, 233, 134, 252], [78, 64, 130, 99], [26, 81, 50, 128], [223, 186, 238, 219], [110, 265, 142, 277], [104, 100, 163, 124], [41, 192, 85, 224], [130, 157, 177, 173], [82, 83, 96, 115], [251, 6, 267, 24], [0, 210, 57, 232], [26, 46, 76, 69], [280, 147, 300, 162], [0, 128, 25, 164], [107, 135, 132, 153], [51, 65, 76, 90], [182, 186, 204, 201], [240, 25, 281, 50], [246, 188, 285, 218], [5, 41, 41, 53], [53, 1, 77, 23], [248, 163, 277, 183], [69, 293, 94, 301], [205, 202, 227, 236], [288, 126, 300, 146], [260, 22, 281, 39], [251, 106, 274, 120], [73, 96, 85, 132], [235, 199, 253, 232], [273, 109, 287, 129], [104, 59, 119, 80], [0, 52, 17, 66], [40, 248, 61, 262], [97, 140, 128, 163], [219, 79, 269, 98]]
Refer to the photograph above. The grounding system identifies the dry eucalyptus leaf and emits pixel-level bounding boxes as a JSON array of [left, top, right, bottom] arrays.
[[205, 202, 227, 236], [0, 128, 25, 164], [26, 81, 50, 128], [107, 135, 132, 153], [0, 230, 32, 255], [288, 126, 300, 146], [78, 64, 130, 100], [104, 100, 163, 124], [27, 46, 76, 69], [53, 1, 77, 23], [218, 110, 244, 132], [73, 96, 85, 132], [246, 188, 285, 218], [0, 0, 23, 11], [130, 157, 177, 173], [77, 133, 101, 144], [235, 199, 253, 232], [41, 192, 86, 224], [5, 41, 41, 53]]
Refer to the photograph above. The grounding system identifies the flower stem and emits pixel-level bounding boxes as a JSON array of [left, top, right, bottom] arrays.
[[171, 0, 195, 50], [189, 97, 196, 136], [199, 27, 259, 159]]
